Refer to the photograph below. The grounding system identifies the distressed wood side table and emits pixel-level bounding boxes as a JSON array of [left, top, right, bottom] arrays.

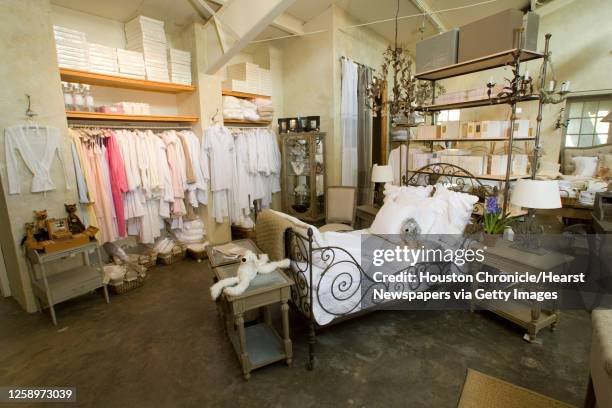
[[472, 240, 574, 343], [214, 262, 294, 380]]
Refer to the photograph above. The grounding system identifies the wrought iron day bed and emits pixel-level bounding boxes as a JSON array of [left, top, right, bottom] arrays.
[[270, 163, 497, 369]]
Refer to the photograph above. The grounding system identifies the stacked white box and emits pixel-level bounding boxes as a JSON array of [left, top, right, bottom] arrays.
[[125, 16, 169, 82], [53, 26, 89, 70], [117, 49, 145, 79], [222, 79, 254, 94], [226, 62, 260, 93], [489, 154, 529, 176], [258, 68, 272, 96], [88, 43, 118, 75], [167, 48, 192, 85]]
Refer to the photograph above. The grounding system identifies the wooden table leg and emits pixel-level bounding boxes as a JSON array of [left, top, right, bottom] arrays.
[[235, 314, 250, 380], [524, 306, 541, 343], [281, 300, 292, 366]]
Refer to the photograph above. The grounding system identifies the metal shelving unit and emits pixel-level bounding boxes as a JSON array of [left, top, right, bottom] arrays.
[[402, 35, 552, 212]]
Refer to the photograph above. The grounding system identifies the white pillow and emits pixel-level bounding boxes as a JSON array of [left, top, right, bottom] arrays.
[[433, 184, 479, 234], [370, 196, 449, 235], [573, 156, 598, 177], [383, 184, 433, 205]]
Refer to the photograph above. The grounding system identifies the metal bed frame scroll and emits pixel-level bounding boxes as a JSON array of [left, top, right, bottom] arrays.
[[284, 163, 494, 369]]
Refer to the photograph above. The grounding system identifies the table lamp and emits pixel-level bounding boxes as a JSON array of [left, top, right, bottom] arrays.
[[510, 179, 561, 254], [371, 164, 393, 207]]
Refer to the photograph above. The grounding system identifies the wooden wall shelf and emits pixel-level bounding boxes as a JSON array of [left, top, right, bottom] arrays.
[[222, 90, 271, 99], [59, 68, 195, 93], [66, 111, 198, 122], [223, 118, 272, 125]]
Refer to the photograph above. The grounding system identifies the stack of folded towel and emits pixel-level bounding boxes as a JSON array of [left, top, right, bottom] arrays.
[[255, 98, 273, 121], [223, 95, 243, 120], [117, 49, 146, 79], [167, 48, 192, 85], [88, 43, 119, 75], [240, 99, 259, 121], [125, 16, 169, 82], [173, 219, 206, 244], [54, 26, 89, 71]]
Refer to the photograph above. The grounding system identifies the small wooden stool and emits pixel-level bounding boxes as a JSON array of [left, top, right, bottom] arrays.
[[214, 262, 294, 380]]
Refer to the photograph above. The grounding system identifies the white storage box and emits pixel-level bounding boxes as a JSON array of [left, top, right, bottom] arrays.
[[480, 121, 507, 139], [439, 121, 464, 139], [511, 119, 531, 138], [416, 125, 441, 140], [466, 121, 481, 139], [413, 153, 433, 169], [489, 154, 529, 176], [459, 155, 487, 175]]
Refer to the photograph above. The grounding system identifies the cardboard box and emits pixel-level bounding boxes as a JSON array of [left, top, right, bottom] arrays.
[[439, 121, 463, 139], [511, 119, 531, 138], [458, 9, 524, 62], [416, 125, 441, 140], [480, 121, 507, 139], [466, 121, 481, 139], [489, 154, 529, 176], [416, 28, 459, 74]]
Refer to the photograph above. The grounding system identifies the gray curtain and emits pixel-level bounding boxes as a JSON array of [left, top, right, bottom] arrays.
[[357, 65, 373, 206]]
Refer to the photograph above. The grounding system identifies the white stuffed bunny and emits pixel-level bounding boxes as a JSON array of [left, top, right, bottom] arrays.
[[210, 251, 290, 300]]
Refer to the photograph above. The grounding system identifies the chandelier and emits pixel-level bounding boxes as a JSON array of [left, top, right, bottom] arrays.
[[366, 0, 442, 120]]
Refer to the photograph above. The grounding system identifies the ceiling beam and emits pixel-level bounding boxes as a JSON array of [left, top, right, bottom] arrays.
[[207, 0, 303, 35], [270, 12, 304, 35], [534, 0, 575, 16], [409, 0, 447, 34]]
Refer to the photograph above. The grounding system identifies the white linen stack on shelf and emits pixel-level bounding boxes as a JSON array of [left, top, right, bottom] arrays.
[[255, 98, 273, 121], [240, 99, 259, 121], [125, 16, 169, 82], [167, 48, 192, 85], [88, 43, 119, 75], [53, 26, 89, 71], [222, 96, 244, 120], [117, 49, 146, 79]]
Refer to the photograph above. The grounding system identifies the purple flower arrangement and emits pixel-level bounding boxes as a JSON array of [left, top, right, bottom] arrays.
[[482, 195, 514, 234]]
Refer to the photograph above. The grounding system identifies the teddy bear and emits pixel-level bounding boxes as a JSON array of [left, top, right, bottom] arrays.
[[210, 251, 290, 300]]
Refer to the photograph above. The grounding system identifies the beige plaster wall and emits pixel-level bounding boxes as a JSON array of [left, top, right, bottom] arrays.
[[0, 0, 79, 311]]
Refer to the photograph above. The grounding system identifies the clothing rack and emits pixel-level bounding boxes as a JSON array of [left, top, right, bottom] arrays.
[[69, 123, 192, 130]]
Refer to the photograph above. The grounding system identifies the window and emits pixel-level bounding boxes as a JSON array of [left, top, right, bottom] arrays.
[[564, 96, 611, 148], [436, 109, 460, 123]]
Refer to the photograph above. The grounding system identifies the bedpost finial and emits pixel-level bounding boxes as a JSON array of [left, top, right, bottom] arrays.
[[307, 228, 313, 237]]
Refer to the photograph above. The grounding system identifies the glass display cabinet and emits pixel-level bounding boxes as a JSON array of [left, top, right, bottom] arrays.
[[281, 132, 326, 223]]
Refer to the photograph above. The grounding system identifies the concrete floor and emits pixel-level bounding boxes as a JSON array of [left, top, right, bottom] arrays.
[[0, 259, 591, 407]]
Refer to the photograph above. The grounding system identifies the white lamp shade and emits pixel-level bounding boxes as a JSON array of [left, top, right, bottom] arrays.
[[510, 179, 562, 209], [371, 164, 394, 183]]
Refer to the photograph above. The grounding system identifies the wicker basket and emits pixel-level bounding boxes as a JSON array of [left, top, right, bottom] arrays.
[[110, 276, 145, 294], [158, 245, 187, 265]]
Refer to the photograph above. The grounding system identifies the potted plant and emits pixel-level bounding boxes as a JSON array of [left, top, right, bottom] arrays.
[[481, 196, 514, 246]]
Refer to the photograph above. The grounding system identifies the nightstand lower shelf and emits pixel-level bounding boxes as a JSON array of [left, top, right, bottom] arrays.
[[229, 323, 286, 369], [476, 299, 559, 343]]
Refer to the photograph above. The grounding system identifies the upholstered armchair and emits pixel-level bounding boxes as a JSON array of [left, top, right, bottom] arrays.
[[586, 309, 612, 408], [319, 186, 357, 233]]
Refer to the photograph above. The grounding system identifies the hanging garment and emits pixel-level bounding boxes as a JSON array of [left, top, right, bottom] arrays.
[[204, 125, 235, 223], [179, 130, 209, 205], [106, 132, 129, 237], [340, 58, 359, 187], [160, 130, 187, 218], [4, 124, 71, 194], [70, 140, 89, 204]]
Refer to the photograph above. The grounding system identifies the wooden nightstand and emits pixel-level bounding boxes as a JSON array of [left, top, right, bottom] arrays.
[[356, 204, 379, 229], [214, 263, 294, 380], [472, 240, 574, 343]]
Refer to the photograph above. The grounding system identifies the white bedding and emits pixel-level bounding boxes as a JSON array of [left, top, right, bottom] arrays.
[[291, 229, 466, 325]]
